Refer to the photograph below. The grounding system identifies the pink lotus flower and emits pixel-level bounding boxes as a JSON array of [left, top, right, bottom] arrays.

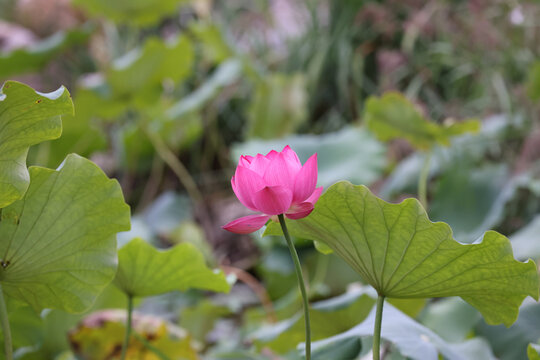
[[223, 145, 323, 234]]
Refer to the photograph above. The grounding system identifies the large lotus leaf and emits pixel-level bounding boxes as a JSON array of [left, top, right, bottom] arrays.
[[265, 182, 539, 326], [232, 126, 387, 188], [114, 237, 230, 297], [0, 154, 130, 312], [0, 81, 73, 208], [73, 0, 190, 25], [0, 27, 92, 79], [303, 302, 495, 360], [364, 92, 480, 150]]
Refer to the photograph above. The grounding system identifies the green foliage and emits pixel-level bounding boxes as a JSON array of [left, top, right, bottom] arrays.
[[419, 297, 479, 342], [511, 216, 540, 260], [364, 92, 480, 150], [0, 154, 130, 312], [45, 110, 107, 168], [379, 113, 523, 199], [429, 164, 509, 243], [166, 59, 242, 119], [2, 2, 540, 358], [68, 310, 199, 359], [0, 81, 73, 208], [107, 36, 194, 108], [70, 86, 126, 123], [189, 23, 235, 64], [527, 62, 540, 101], [476, 300, 540, 360], [114, 237, 230, 297], [72, 0, 190, 26], [12, 284, 132, 359], [528, 344, 540, 360], [265, 182, 539, 326], [0, 27, 92, 79], [251, 287, 375, 353], [247, 74, 307, 139], [308, 301, 495, 360], [180, 299, 231, 342], [69, 35, 194, 126], [310, 335, 361, 360], [2, 298, 43, 349]]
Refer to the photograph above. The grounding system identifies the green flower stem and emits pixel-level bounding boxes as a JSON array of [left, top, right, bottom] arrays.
[[278, 214, 311, 360], [418, 151, 432, 209], [120, 295, 134, 360], [373, 295, 385, 360], [0, 284, 12, 360]]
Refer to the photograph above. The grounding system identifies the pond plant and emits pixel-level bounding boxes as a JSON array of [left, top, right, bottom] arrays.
[[1, 2, 540, 356], [223, 145, 323, 359]]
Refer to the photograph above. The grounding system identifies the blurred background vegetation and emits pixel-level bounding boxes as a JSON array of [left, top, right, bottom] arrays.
[[2, 0, 540, 359]]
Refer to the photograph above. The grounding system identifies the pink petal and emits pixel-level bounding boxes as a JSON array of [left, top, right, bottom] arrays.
[[252, 185, 293, 215], [233, 166, 266, 211], [305, 186, 323, 205], [239, 155, 253, 167], [248, 153, 271, 176], [285, 202, 314, 220], [222, 215, 271, 234], [281, 145, 302, 168], [231, 177, 256, 211], [265, 149, 279, 160], [262, 152, 300, 190], [292, 153, 318, 203]]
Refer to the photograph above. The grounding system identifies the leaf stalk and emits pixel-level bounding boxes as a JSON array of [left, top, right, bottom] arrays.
[[373, 294, 385, 360], [120, 295, 134, 360], [0, 284, 12, 360]]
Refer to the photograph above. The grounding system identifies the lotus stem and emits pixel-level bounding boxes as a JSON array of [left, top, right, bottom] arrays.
[[373, 294, 385, 360], [0, 284, 12, 360], [278, 214, 311, 360], [120, 295, 134, 360]]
